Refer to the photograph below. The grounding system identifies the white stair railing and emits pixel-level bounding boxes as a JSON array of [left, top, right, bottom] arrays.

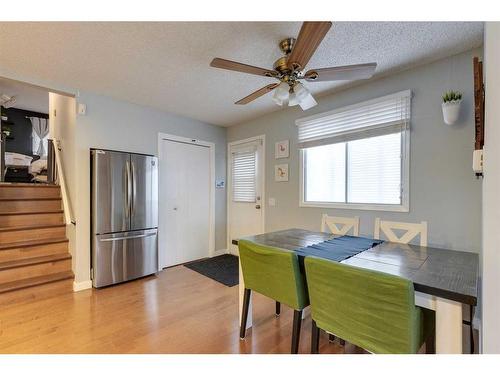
[[50, 139, 75, 225]]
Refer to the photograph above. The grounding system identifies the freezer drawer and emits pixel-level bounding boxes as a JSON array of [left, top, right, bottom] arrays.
[[92, 229, 158, 288]]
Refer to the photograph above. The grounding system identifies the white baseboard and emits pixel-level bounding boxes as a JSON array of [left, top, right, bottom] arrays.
[[73, 280, 92, 292]]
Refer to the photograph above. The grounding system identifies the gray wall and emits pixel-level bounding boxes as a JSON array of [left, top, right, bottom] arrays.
[[72, 91, 227, 283], [228, 48, 483, 253]]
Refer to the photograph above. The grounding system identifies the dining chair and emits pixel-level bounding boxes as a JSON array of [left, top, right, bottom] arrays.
[[374, 218, 474, 353], [238, 239, 309, 354], [374, 218, 428, 246], [305, 256, 435, 354], [321, 214, 360, 236], [320, 213, 360, 345]]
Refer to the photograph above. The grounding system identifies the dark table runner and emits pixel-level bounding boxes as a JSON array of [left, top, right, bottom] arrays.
[[296, 235, 383, 262]]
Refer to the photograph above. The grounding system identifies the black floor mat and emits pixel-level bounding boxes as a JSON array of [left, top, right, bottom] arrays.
[[184, 254, 239, 287]]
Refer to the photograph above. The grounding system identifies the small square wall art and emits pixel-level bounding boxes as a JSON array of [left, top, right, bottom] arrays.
[[275, 164, 289, 182], [275, 140, 289, 159]]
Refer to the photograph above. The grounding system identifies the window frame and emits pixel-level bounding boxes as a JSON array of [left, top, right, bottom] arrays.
[[299, 124, 410, 212]]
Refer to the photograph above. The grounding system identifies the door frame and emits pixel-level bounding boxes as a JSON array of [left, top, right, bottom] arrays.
[[157, 132, 216, 264], [227, 135, 266, 255]]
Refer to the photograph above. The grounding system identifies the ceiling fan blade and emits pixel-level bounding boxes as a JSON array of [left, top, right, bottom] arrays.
[[235, 83, 279, 105], [210, 58, 278, 78], [287, 21, 332, 70], [304, 63, 377, 82]]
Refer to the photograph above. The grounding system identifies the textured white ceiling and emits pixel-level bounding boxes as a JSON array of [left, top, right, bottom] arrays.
[[0, 76, 49, 114], [0, 22, 483, 127]]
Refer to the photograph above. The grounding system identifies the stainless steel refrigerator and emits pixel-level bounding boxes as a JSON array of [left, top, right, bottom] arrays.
[[91, 149, 158, 288]]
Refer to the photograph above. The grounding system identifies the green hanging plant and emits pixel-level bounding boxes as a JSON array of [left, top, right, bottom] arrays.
[[442, 91, 463, 103]]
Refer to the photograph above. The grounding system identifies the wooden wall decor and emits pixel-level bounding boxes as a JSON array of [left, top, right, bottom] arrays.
[[473, 57, 485, 150]]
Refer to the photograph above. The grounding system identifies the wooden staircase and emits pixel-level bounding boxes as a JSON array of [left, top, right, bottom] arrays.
[[0, 184, 74, 306]]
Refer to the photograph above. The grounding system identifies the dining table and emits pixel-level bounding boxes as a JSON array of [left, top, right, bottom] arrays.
[[232, 228, 479, 354]]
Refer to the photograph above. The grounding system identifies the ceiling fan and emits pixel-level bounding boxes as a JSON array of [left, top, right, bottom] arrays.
[[0, 94, 17, 108], [210, 22, 377, 110]]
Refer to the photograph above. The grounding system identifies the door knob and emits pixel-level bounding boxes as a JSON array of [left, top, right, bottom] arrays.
[[173, 207, 178, 211], [255, 204, 261, 209]]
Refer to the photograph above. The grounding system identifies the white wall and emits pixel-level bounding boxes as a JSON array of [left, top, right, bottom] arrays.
[[72, 91, 227, 284], [49, 92, 77, 274], [228, 48, 483, 253], [481, 22, 500, 354]]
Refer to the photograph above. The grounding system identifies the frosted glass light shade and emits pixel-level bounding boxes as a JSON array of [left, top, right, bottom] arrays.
[[272, 82, 289, 106], [299, 93, 317, 110], [293, 82, 310, 101], [288, 92, 299, 106]]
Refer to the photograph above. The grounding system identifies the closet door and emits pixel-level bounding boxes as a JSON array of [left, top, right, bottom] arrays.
[[159, 139, 211, 268]]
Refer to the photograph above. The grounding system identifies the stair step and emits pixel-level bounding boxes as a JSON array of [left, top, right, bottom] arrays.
[[0, 237, 68, 251], [0, 273, 73, 307], [0, 270, 74, 295], [0, 223, 66, 232], [0, 238, 68, 262], [0, 198, 62, 214], [0, 184, 61, 199], [0, 211, 65, 227], [0, 253, 71, 271], [0, 224, 66, 243], [0, 253, 71, 284]]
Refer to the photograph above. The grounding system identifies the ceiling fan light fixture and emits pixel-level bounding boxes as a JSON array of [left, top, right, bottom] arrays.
[[272, 82, 290, 106], [298, 92, 317, 110], [293, 82, 310, 101], [272, 96, 285, 106], [288, 91, 299, 107], [288, 82, 317, 110]]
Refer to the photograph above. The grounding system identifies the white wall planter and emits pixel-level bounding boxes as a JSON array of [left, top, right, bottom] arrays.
[[442, 100, 461, 125]]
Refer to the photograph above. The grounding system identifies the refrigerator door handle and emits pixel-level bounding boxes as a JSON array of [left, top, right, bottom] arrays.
[[99, 232, 157, 242], [131, 160, 137, 216], [125, 160, 132, 216]]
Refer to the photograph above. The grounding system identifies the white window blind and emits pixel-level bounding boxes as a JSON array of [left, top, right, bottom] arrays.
[[347, 132, 402, 204], [305, 142, 345, 203], [232, 149, 257, 203], [296, 90, 411, 149]]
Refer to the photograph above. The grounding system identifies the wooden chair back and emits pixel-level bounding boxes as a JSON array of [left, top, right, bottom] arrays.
[[374, 218, 428, 246], [321, 214, 360, 236]]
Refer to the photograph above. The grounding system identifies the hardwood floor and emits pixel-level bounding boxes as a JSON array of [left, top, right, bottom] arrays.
[[0, 265, 346, 354], [0, 265, 476, 354]]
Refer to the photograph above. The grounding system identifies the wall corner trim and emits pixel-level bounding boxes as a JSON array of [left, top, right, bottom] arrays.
[[73, 280, 92, 292]]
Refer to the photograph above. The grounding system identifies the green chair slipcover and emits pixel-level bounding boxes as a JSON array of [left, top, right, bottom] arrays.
[[238, 239, 309, 353], [304, 256, 435, 354]]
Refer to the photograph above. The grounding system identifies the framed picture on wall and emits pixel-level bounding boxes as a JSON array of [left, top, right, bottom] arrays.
[[275, 164, 289, 182], [275, 140, 289, 159]]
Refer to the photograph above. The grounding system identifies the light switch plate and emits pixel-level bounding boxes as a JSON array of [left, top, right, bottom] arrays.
[[77, 103, 87, 115], [268, 198, 276, 206]]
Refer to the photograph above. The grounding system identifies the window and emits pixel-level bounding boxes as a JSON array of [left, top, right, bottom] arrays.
[[28, 117, 50, 159], [298, 90, 411, 211], [32, 129, 49, 158], [232, 148, 257, 203]]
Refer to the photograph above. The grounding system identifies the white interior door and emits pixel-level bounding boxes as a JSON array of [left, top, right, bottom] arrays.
[[159, 138, 211, 268], [228, 138, 264, 254]]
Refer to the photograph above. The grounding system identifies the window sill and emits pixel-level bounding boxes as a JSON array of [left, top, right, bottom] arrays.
[[299, 201, 409, 212]]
